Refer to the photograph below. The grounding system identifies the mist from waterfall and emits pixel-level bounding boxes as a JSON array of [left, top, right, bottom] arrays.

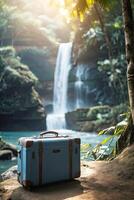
[[47, 43, 72, 130]]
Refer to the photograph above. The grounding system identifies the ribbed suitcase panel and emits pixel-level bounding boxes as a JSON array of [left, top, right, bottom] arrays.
[[43, 140, 69, 184], [18, 137, 80, 187]]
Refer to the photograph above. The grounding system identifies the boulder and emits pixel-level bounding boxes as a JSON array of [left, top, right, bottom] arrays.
[[81, 119, 111, 132], [65, 106, 111, 132], [0, 139, 17, 158], [1, 165, 17, 180], [3, 143, 17, 157], [0, 150, 13, 160], [86, 105, 111, 120], [65, 108, 89, 128]]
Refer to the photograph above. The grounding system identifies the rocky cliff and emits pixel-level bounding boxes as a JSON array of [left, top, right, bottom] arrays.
[[0, 47, 46, 131]]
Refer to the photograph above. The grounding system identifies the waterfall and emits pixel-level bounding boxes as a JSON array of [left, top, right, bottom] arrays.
[[75, 64, 84, 109], [47, 43, 72, 130], [53, 43, 72, 113], [75, 64, 89, 109]]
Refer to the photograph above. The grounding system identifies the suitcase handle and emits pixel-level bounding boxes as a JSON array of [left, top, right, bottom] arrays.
[[40, 131, 59, 137]]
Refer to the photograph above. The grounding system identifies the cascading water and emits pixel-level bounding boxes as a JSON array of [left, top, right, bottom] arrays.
[[53, 43, 72, 113], [46, 43, 72, 130], [75, 64, 84, 109], [75, 64, 89, 109]]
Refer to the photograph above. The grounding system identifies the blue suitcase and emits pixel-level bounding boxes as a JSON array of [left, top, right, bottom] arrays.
[[17, 131, 81, 188]]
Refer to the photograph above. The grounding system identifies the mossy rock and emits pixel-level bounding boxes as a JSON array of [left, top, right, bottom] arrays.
[[0, 150, 13, 160], [80, 119, 112, 132], [66, 104, 128, 132], [0, 47, 46, 124], [66, 108, 89, 123], [0, 139, 17, 157], [87, 105, 111, 121], [76, 108, 89, 120], [81, 121, 95, 132], [109, 104, 128, 121]]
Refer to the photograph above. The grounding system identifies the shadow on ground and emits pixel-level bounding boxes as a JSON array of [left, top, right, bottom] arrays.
[[2, 179, 84, 200]]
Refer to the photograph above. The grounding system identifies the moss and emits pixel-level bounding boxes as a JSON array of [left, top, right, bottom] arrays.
[[0, 47, 16, 58], [0, 47, 45, 120], [66, 104, 128, 132], [109, 104, 128, 121], [87, 105, 111, 120]]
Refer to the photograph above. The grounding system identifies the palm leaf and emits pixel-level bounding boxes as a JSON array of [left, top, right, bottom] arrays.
[[98, 126, 115, 135], [101, 135, 113, 145]]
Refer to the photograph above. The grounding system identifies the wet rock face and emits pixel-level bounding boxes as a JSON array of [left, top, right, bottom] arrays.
[[0, 47, 47, 131], [68, 63, 102, 109], [0, 139, 17, 160], [0, 89, 46, 131], [44, 104, 53, 114], [68, 61, 119, 109]]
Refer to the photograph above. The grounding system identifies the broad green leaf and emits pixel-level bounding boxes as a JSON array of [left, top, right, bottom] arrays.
[[101, 136, 113, 145], [98, 129, 107, 135]]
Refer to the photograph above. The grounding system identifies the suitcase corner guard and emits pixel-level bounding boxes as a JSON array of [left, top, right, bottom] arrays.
[[21, 140, 33, 148], [22, 180, 33, 188], [74, 138, 81, 144]]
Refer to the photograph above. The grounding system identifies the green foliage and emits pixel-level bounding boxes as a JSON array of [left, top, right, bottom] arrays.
[[87, 105, 111, 120], [0, 46, 15, 57], [65, 0, 116, 22], [81, 137, 115, 161], [98, 56, 127, 104], [81, 26, 104, 57], [97, 119, 128, 158], [1, 65, 37, 90], [81, 121, 127, 161], [86, 104, 128, 123], [0, 47, 38, 89], [69, 0, 126, 105], [97, 54, 127, 104], [108, 104, 129, 121]]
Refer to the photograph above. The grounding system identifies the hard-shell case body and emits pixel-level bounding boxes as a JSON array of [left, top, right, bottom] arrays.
[[18, 133, 80, 187]]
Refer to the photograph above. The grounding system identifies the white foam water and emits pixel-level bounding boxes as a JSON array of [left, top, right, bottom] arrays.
[[47, 43, 72, 130]]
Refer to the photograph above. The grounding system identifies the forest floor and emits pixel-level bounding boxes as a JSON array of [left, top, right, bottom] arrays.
[[0, 144, 134, 200]]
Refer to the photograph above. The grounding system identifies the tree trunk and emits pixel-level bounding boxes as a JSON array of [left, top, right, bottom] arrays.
[[117, 114, 134, 154], [117, 0, 134, 153], [122, 0, 134, 122]]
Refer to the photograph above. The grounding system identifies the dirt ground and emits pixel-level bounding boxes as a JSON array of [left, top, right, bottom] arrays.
[[0, 145, 134, 200]]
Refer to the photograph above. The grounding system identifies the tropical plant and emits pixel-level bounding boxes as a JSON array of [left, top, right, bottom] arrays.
[[65, 0, 134, 152], [81, 116, 128, 161]]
